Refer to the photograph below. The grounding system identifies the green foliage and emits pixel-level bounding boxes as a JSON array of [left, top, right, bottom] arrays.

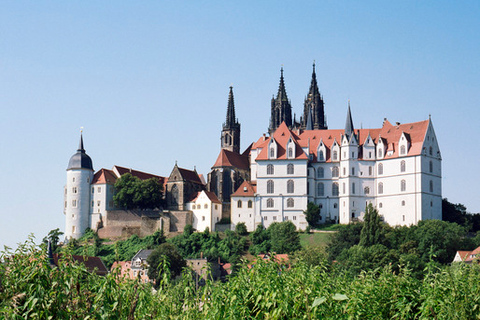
[[147, 243, 186, 287], [326, 222, 363, 261], [250, 225, 270, 255], [41, 228, 64, 253], [235, 222, 248, 236], [113, 173, 164, 210], [304, 202, 321, 227], [268, 221, 301, 254], [359, 203, 384, 247]]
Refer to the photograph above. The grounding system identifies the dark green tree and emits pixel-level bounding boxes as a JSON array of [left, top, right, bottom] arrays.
[[250, 225, 271, 255], [268, 221, 301, 254], [359, 204, 384, 247], [235, 222, 248, 236], [113, 173, 164, 210], [147, 243, 186, 287], [42, 228, 64, 253], [326, 222, 363, 261], [138, 178, 164, 209], [304, 202, 321, 227]]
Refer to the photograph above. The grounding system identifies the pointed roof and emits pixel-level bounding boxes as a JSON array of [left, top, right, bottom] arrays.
[[256, 122, 308, 161], [113, 165, 165, 182], [308, 62, 320, 97], [276, 67, 289, 101], [67, 133, 94, 171], [231, 180, 257, 197], [188, 190, 221, 204], [345, 102, 354, 137], [168, 164, 204, 185], [92, 168, 117, 185], [212, 148, 249, 170], [224, 86, 237, 129]]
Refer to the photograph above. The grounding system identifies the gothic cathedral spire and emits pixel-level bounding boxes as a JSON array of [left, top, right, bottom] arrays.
[[345, 100, 354, 137], [269, 67, 293, 134], [221, 86, 241, 153], [301, 62, 327, 130]]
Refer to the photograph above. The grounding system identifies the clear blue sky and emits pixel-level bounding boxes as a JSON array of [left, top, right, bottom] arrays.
[[1, 1, 479, 250]]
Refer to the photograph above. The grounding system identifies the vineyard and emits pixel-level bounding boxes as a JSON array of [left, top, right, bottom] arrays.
[[2, 236, 480, 319]]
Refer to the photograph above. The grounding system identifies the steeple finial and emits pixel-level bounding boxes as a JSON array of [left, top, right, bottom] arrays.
[[277, 66, 288, 101], [224, 86, 237, 128], [345, 100, 354, 137], [78, 133, 85, 152]]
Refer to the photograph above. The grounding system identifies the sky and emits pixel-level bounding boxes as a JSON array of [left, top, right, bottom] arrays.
[[1, 1, 479, 250]]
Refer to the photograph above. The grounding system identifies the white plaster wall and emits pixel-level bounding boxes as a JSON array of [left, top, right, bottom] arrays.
[[231, 196, 256, 232], [65, 168, 93, 239]]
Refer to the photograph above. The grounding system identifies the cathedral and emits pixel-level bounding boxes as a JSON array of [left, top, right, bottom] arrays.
[[64, 63, 442, 238]]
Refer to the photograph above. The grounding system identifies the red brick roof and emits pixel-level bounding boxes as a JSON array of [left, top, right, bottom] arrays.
[[53, 254, 108, 276], [92, 168, 117, 185], [256, 122, 308, 161], [212, 149, 249, 170], [231, 181, 257, 197]]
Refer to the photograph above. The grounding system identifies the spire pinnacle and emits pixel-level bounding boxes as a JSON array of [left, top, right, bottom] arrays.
[[345, 101, 354, 137], [224, 86, 237, 128], [277, 66, 288, 101], [78, 133, 85, 152]]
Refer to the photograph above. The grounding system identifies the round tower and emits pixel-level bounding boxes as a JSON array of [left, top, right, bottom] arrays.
[[64, 133, 94, 239]]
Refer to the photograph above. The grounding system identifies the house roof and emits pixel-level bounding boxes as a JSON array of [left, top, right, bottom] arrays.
[[92, 168, 117, 185], [132, 249, 154, 262], [231, 181, 257, 197], [188, 190, 221, 204], [52, 254, 108, 276], [112, 165, 167, 190], [212, 149, 249, 170], [252, 119, 431, 162], [174, 167, 204, 185]]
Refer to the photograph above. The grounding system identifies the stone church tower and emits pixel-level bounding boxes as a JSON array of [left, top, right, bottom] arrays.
[[300, 62, 327, 130], [221, 86, 241, 153], [269, 67, 293, 134]]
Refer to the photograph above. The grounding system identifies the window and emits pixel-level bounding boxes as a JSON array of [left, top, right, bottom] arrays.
[[87, 178, 90, 183], [429, 146, 433, 156], [402, 200, 405, 206], [267, 180, 274, 194], [287, 198, 294, 207], [401, 160, 406, 172], [287, 180, 294, 193], [317, 183, 324, 196], [264, 216, 268, 221], [379, 203, 383, 208], [401, 145, 406, 155], [403, 215, 405, 221], [378, 182, 384, 194], [317, 167, 324, 178], [378, 163, 383, 175], [72, 187, 77, 193], [369, 166, 373, 176], [98, 187, 101, 192], [91, 201, 94, 207], [343, 167, 346, 176], [202, 216, 205, 221], [429, 161, 433, 173], [401, 180, 406, 192], [319, 150, 324, 161], [333, 203, 338, 209], [267, 164, 274, 175], [292, 216, 296, 220], [333, 150, 338, 161], [92, 187, 94, 193], [267, 198, 274, 208], [352, 152, 355, 158], [204, 204, 208, 209], [342, 183, 345, 194], [215, 204, 218, 210], [72, 226, 75, 234], [429, 180, 433, 193], [378, 148, 383, 158], [332, 183, 339, 196], [364, 186, 370, 195], [65, 201, 67, 208], [351, 167, 355, 175], [287, 163, 294, 174], [248, 200, 253, 208], [288, 148, 293, 158], [97, 200, 101, 207], [72, 177, 75, 182], [332, 166, 339, 177], [72, 200, 77, 208], [192, 204, 196, 209], [352, 183, 356, 194], [273, 216, 277, 221], [237, 200, 242, 208]]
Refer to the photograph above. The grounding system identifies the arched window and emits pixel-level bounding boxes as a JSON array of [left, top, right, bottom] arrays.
[[429, 180, 433, 192], [267, 198, 274, 208], [429, 146, 433, 156], [267, 164, 274, 175], [378, 182, 384, 194], [287, 180, 294, 193], [332, 166, 339, 178], [287, 198, 294, 208], [237, 200, 242, 208], [378, 148, 383, 158], [270, 148, 275, 158], [401, 180, 406, 192], [287, 163, 294, 174], [267, 180, 274, 194], [400, 160, 406, 172], [401, 200, 405, 206], [317, 183, 324, 196], [248, 200, 253, 208], [333, 150, 338, 161], [318, 150, 324, 161], [400, 145, 406, 155], [364, 186, 370, 195], [288, 147, 293, 158], [171, 184, 179, 207], [429, 160, 433, 173], [378, 163, 383, 175], [317, 167, 324, 178], [332, 182, 339, 196]]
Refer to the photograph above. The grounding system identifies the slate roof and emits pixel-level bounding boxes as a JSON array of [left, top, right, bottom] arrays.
[[177, 167, 204, 185]]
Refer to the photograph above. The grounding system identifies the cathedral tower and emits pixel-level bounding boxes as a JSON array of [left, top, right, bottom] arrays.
[[64, 133, 94, 240], [301, 62, 327, 130], [269, 67, 293, 134], [221, 86, 241, 153]]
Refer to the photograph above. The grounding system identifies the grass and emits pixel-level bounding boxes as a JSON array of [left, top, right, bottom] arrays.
[[299, 232, 332, 249]]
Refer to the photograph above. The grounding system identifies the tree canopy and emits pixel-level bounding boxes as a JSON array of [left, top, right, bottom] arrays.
[[304, 202, 321, 227], [147, 242, 186, 287], [113, 173, 164, 210]]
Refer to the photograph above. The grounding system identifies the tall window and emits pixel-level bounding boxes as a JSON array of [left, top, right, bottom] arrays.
[[332, 182, 339, 196], [429, 180, 433, 192], [317, 167, 324, 178], [72, 200, 77, 208], [378, 163, 383, 175], [237, 200, 242, 208], [400, 145, 406, 155], [287, 163, 294, 174], [369, 166, 373, 176], [317, 182, 324, 196], [333, 150, 338, 161], [332, 166, 339, 177], [287, 198, 294, 208], [401, 180, 406, 192], [270, 148, 275, 158], [429, 146, 433, 156], [342, 183, 345, 194], [318, 150, 324, 161], [401, 160, 406, 172], [351, 167, 355, 175], [288, 148, 293, 158], [267, 164, 274, 175], [352, 183, 356, 194], [364, 186, 370, 195], [378, 182, 384, 194], [267, 198, 274, 208], [248, 200, 253, 208], [378, 148, 383, 158], [267, 180, 274, 194], [429, 160, 433, 173], [287, 180, 294, 193]]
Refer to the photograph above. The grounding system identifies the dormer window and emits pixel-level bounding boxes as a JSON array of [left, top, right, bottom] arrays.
[[400, 145, 406, 155], [270, 148, 275, 158], [288, 148, 293, 158], [318, 150, 325, 161], [333, 151, 338, 161], [378, 149, 383, 158]]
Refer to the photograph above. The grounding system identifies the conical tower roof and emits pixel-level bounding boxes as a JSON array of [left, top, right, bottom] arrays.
[[67, 133, 93, 170]]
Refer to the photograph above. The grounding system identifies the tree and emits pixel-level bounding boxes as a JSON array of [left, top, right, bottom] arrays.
[[113, 173, 164, 210], [304, 202, 321, 227], [147, 243, 186, 287], [42, 228, 64, 253], [268, 221, 301, 254], [235, 222, 248, 235], [359, 204, 384, 247], [326, 222, 363, 261], [250, 225, 270, 255]]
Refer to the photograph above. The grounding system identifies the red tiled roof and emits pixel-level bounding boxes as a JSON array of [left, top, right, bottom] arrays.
[[231, 181, 257, 197], [92, 168, 117, 185], [53, 254, 108, 276], [256, 122, 308, 161], [212, 149, 249, 170], [113, 165, 167, 189]]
